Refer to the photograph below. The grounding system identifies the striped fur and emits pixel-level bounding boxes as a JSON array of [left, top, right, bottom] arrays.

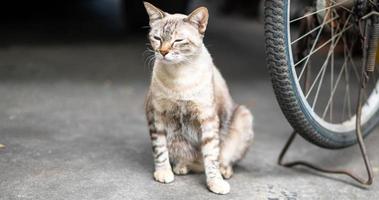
[[143, 2, 254, 194]]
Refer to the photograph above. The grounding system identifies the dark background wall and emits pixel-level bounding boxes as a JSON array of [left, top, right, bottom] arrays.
[[0, 0, 263, 44], [0, 0, 266, 82]]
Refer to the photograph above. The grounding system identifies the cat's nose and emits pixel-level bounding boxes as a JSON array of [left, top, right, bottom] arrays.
[[159, 49, 169, 56], [159, 42, 171, 57]]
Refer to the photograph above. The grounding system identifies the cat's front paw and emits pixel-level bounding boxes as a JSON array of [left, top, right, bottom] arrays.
[[153, 169, 174, 183], [207, 178, 230, 194]]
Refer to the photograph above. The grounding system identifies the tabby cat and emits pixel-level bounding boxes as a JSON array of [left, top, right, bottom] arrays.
[[143, 2, 254, 194]]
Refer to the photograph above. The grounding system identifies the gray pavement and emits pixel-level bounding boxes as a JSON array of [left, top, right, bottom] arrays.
[[0, 17, 379, 200]]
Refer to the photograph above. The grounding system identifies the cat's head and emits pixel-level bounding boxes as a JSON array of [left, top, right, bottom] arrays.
[[143, 2, 209, 64]]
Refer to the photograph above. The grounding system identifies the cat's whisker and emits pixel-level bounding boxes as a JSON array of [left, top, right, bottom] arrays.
[[147, 48, 155, 53], [145, 43, 153, 48], [144, 53, 155, 70], [145, 44, 155, 51], [148, 56, 156, 70], [143, 50, 152, 57], [143, 49, 156, 69], [204, 44, 214, 48], [141, 26, 150, 31], [143, 49, 155, 57]]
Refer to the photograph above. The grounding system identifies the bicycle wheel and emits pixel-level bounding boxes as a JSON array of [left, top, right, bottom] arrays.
[[264, 0, 379, 149]]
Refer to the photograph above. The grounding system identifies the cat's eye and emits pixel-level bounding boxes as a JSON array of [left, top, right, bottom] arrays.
[[153, 36, 161, 41], [174, 39, 184, 43]]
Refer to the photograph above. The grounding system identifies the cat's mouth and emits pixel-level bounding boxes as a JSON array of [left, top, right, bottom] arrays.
[[157, 55, 175, 63], [155, 52, 185, 64], [160, 58, 177, 65]]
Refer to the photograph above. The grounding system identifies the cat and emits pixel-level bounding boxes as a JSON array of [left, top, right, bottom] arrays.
[[143, 2, 254, 194]]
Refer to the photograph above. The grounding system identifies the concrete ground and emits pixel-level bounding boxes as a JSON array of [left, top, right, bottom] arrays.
[[0, 17, 379, 200]]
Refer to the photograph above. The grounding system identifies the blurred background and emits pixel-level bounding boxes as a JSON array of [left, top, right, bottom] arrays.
[[0, 0, 378, 199], [0, 0, 266, 82]]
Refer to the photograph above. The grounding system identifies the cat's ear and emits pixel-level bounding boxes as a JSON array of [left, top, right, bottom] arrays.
[[187, 7, 209, 34], [143, 2, 166, 25]]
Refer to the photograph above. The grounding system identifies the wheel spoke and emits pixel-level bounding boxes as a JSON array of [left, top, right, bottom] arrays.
[[305, 21, 345, 100], [290, 0, 351, 23], [318, 12, 356, 118], [342, 36, 352, 119], [295, 24, 352, 70], [330, 0, 354, 14], [291, 15, 339, 45], [292, 5, 355, 122], [304, 13, 352, 100], [347, 47, 361, 81], [305, 58, 327, 99], [329, 10, 336, 121], [311, 58, 328, 108], [296, 10, 330, 79], [322, 60, 348, 118]]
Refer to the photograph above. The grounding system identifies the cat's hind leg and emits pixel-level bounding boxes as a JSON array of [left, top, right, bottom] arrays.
[[173, 162, 189, 175], [219, 105, 254, 179], [173, 157, 204, 175]]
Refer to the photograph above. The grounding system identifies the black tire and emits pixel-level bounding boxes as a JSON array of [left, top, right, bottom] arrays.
[[264, 0, 379, 149]]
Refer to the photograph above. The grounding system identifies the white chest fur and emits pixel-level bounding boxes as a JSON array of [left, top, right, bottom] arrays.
[[150, 47, 216, 147]]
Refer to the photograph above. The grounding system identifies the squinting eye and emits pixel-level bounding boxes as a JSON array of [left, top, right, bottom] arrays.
[[174, 39, 184, 43], [153, 36, 161, 41]]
